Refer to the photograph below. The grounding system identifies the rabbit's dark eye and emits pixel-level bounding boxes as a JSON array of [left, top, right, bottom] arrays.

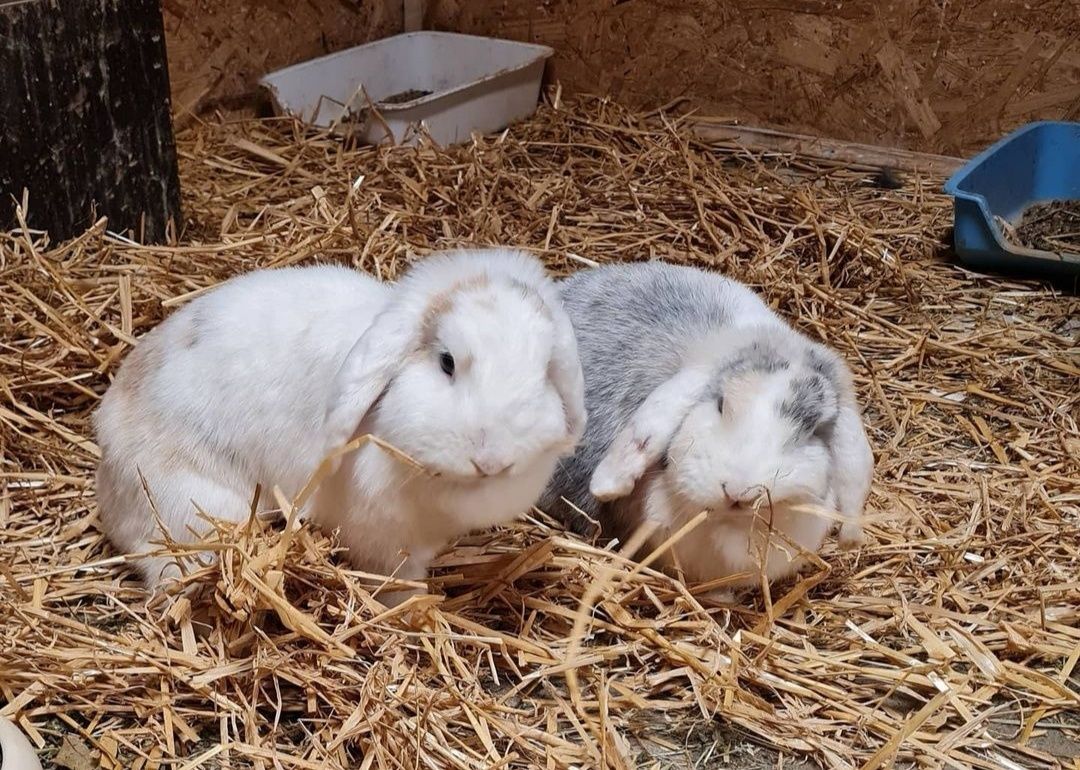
[[717, 395, 725, 413], [439, 351, 455, 377]]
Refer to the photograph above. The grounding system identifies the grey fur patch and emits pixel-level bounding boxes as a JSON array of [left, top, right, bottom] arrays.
[[538, 261, 773, 537], [781, 374, 838, 440], [707, 341, 790, 399], [806, 347, 837, 379]]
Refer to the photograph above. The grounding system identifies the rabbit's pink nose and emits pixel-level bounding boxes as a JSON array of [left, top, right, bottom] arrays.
[[470, 457, 512, 477]]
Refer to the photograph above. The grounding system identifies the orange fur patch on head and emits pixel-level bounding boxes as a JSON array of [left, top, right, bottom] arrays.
[[418, 274, 491, 348]]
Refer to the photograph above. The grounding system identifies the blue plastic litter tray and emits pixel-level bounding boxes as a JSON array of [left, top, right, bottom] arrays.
[[943, 121, 1080, 279]]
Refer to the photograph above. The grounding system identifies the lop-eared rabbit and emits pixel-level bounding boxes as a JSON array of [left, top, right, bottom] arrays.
[[95, 249, 586, 603], [541, 261, 872, 592]]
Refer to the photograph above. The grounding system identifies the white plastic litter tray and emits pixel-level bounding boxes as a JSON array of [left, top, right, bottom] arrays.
[[259, 31, 554, 147]]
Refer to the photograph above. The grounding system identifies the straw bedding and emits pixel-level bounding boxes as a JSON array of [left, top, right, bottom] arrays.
[[1, 98, 1077, 770]]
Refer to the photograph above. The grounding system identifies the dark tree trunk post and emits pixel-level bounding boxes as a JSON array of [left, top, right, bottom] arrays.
[[0, 0, 181, 243]]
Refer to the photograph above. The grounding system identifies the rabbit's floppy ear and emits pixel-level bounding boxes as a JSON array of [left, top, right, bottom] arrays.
[[545, 299, 587, 443], [830, 403, 874, 546], [323, 304, 417, 452], [804, 344, 872, 546], [590, 364, 713, 501], [494, 260, 585, 444]]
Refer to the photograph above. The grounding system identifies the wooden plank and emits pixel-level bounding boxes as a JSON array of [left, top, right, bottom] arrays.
[[875, 41, 942, 139], [171, 39, 238, 130], [403, 0, 425, 31], [0, 0, 182, 242], [775, 36, 839, 77], [1007, 83, 1080, 119], [687, 122, 964, 177]]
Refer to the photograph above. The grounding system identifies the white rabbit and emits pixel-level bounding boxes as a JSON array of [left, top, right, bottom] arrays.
[[94, 249, 586, 602], [539, 261, 873, 593], [0, 716, 43, 770]]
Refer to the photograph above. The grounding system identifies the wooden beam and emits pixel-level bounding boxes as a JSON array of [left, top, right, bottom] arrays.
[[0, 0, 181, 242], [687, 122, 964, 177]]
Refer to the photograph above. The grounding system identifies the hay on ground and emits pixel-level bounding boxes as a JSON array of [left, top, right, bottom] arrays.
[[0, 97, 1078, 769]]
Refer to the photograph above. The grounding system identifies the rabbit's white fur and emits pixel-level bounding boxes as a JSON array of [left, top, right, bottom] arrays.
[[94, 249, 586, 602], [541, 262, 873, 592]]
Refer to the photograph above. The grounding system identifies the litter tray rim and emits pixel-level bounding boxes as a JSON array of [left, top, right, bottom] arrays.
[[258, 30, 555, 113], [942, 120, 1080, 272], [941, 120, 1069, 197]]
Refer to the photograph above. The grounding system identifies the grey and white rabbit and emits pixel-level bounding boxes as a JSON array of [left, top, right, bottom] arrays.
[[540, 261, 873, 590]]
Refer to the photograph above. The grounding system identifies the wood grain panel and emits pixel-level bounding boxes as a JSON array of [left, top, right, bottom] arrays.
[[164, 0, 402, 121], [428, 0, 1080, 154]]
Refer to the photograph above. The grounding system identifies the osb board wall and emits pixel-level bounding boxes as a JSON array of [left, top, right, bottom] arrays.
[[428, 0, 1080, 155], [163, 0, 401, 122]]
